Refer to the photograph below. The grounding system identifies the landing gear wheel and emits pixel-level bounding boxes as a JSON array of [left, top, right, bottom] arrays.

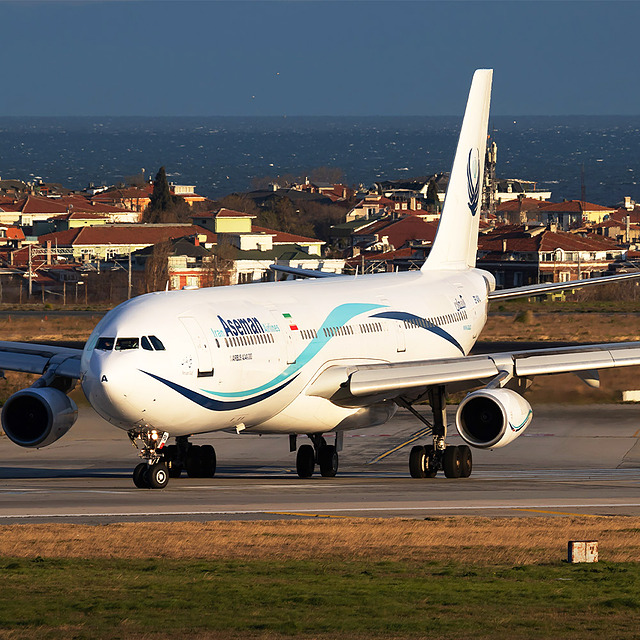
[[409, 445, 427, 478], [164, 445, 183, 478], [424, 444, 437, 477], [296, 444, 315, 478], [133, 462, 149, 488], [186, 445, 202, 478], [146, 462, 169, 489], [443, 445, 462, 479], [200, 445, 217, 478], [318, 445, 339, 477], [458, 445, 472, 478]]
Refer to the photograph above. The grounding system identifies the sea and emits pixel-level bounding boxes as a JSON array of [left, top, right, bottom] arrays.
[[1, 115, 639, 207]]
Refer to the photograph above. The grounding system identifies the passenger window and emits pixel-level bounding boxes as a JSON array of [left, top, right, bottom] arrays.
[[115, 338, 139, 351], [141, 336, 153, 351], [149, 336, 165, 351], [95, 337, 115, 351]]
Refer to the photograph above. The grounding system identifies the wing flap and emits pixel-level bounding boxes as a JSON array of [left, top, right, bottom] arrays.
[[349, 356, 500, 397]]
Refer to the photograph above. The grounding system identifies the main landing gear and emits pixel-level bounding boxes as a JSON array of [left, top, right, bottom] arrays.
[[128, 429, 217, 489], [401, 385, 473, 479], [293, 433, 340, 478]]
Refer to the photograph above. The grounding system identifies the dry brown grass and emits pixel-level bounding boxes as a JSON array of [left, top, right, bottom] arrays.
[[2, 517, 640, 565], [483, 311, 640, 342], [0, 314, 99, 343]]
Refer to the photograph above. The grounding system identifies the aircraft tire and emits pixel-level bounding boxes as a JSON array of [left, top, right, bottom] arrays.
[[186, 445, 202, 478], [424, 444, 438, 478], [409, 445, 427, 478], [443, 446, 462, 479], [296, 445, 315, 478], [200, 445, 217, 478], [147, 462, 170, 489], [163, 445, 183, 478], [459, 445, 472, 478], [318, 445, 339, 477], [133, 462, 149, 488]]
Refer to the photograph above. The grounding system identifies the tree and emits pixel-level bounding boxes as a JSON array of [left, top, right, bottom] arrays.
[[201, 240, 235, 287], [143, 167, 191, 224], [144, 241, 172, 292]]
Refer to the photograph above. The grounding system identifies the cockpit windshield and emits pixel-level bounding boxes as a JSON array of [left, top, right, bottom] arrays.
[[94, 335, 165, 352], [95, 337, 115, 351], [115, 337, 139, 351]]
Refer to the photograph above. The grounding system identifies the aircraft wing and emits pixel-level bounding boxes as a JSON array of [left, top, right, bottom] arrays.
[[489, 271, 640, 301], [0, 341, 83, 378], [308, 341, 640, 402]]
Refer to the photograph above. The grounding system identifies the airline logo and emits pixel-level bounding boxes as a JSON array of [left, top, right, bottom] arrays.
[[217, 315, 265, 337], [467, 148, 480, 216]]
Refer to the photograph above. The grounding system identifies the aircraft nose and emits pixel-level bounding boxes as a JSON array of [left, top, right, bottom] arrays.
[[82, 352, 145, 426]]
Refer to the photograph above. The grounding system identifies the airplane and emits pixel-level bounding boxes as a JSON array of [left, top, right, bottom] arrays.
[[2, 68, 640, 489]]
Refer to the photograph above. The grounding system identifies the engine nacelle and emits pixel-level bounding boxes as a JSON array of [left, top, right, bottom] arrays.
[[455, 387, 532, 449], [1, 387, 78, 448]]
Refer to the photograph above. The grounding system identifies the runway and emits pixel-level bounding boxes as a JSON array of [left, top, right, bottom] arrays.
[[0, 405, 639, 523]]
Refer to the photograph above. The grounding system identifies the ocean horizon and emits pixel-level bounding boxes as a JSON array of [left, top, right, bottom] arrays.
[[1, 115, 639, 207]]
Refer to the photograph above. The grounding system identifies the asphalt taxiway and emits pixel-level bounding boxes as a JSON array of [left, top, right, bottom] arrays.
[[0, 405, 639, 523]]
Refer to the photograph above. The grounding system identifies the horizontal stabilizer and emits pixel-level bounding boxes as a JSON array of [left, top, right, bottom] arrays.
[[489, 271, 640, 301], [269, 265, 343, 279]]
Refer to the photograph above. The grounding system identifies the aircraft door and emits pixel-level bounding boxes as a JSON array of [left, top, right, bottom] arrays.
[[378, 295, 405, 353], [180, 317, 214, 377]]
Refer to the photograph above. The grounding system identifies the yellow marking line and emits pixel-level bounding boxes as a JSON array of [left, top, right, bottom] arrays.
[[633, 429, 640, 438], [512, 508, 603, 518], [367, 427, 432, 464], [266, 511, 349, 519]]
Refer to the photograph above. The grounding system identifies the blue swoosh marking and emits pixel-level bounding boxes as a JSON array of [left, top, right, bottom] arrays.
[[371, 310, 465, 355], [141, 370, 299, 411], [205, 302, 385, 399], [467, 148, 480, 216]]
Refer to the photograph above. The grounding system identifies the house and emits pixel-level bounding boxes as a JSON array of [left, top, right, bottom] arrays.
[[477, 224, 625, 288], [538, 200, 617, 231], [345, 195, 395, 222], [494, 179, 552, 203], [349, 215, 438, 254]]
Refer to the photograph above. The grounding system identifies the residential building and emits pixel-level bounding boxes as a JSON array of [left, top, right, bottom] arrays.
[[477, 225, 625, 288]]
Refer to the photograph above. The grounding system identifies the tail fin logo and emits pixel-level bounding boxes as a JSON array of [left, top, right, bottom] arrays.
[[467, 148, 480, 216]]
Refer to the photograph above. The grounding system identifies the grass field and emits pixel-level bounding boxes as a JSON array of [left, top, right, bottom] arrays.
[[1, 517, 640, 639]]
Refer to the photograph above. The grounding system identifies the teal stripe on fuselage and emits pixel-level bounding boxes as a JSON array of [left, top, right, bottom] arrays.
[[204, 302, 384, 399]]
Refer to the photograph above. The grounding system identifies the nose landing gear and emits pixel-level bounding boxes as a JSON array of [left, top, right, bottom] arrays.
[[128, 427, 171, 489]]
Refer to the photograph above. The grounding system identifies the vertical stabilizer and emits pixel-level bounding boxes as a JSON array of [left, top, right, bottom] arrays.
[[422, 69, 493, 271]]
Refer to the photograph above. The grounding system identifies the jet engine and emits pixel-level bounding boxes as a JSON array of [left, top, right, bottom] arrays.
[[455, 387, 532, 449], [1, 387, 78, 448]]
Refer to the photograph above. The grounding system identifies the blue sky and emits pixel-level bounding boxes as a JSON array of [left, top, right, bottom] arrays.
[[3, 0, 639, 116]]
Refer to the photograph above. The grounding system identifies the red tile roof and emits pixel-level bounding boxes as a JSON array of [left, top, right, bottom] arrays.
[[251, 225, 323, 244], [478, 226, 621, 254], [216, 208, 256, 219], [538, 200, 616, 213], [38, 224, 213, 247]]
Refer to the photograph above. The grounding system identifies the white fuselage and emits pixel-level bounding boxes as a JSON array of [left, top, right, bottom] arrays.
[[80, 268, 491, 437]]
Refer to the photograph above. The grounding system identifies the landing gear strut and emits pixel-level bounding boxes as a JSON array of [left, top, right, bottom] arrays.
[[401, 385, 473, 479], [294, 433, 340, 478], [128, 429, 217, 489], [128, 428, 171, 489]]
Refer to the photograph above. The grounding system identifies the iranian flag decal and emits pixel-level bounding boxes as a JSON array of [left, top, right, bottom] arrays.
[[282, 312, 298, 331]]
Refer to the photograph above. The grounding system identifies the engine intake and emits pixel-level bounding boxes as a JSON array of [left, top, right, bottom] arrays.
[[455, 387, 532, 449], [2, 387, 78, 448]]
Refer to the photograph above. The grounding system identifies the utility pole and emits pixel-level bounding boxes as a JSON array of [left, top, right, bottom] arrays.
[[28, 244, 32, 297], [128, 246, 132, 299]]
